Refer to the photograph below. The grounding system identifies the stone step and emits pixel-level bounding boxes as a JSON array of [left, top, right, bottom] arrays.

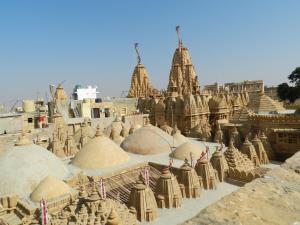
[[2, 213, 22, 225]]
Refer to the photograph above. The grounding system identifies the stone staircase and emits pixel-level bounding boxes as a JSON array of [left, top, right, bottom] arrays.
[[248, 92, 285, 113], [1, 213, 22, 225], [230, 107, 253, 123]]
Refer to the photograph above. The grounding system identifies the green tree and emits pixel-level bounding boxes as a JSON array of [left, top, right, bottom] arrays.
[[277, 67, 300, 103], [288, 67, 300, 86]]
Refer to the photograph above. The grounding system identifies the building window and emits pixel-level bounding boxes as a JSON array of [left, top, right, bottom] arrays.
[[104, 108, 110, 118], [278, 133, 285, 143], [121, 107, 127, 116], [288, 133, 297, 144], [28, 118, 33, 123], [92, 108, 100, 118]]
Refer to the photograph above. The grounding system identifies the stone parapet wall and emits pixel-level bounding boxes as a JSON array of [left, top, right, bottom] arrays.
[[0, 195, 18, 209], [46, 194, 75, 214], [15, 201, 36, 217], [249, 114, 300, 129], [246, 114, 300, 159]]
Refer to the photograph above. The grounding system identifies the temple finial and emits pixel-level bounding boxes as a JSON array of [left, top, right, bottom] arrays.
[[134, 42, 141, 64], [176, 25, 183, 48]]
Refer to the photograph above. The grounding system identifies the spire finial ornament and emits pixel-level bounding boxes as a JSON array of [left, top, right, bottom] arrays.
[[176, 25, 183, 48], [229, 137, 235, 148], [134, 42, 141, 64], [95, 125, 103, 137]]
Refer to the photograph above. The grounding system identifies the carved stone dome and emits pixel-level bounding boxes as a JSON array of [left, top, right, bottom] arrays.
[[30, 176, 71, 202], [121, 124, 177, 155], [72, 133, 129, 169], [170, 142, 204, 160], [0, 139, 69, 199]]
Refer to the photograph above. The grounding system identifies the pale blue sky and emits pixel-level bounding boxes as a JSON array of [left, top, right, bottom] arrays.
[[0, 0, 299, 104]]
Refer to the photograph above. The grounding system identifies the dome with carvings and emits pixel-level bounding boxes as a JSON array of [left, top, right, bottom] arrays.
[[30, 176, 71, 202], [208, 95, 228, 110], [170, 142, 204, 160], [0, 136, 69, 199], [121, 123, 178, 155], [72, 128, 129, 169]]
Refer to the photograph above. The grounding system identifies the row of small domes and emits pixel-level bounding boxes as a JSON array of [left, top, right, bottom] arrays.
[[0, 122, 203, 204], [73, 122, 203, 169]]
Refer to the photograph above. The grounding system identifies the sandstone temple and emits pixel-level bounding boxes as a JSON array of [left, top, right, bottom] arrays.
[[127, 43, 158, 98], [0, 26, 299, 225]]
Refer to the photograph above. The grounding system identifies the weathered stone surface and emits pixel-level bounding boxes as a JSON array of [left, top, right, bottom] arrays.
[[182, 153, 300, 225], [282, 150, 300, 174]]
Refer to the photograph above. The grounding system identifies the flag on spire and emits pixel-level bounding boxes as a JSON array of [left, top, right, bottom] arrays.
[[190, 152, 195, 168], [40, 199, 48, 225], [176, 25, 182, 48], [99, 178, 106, 199], [199, 143, 210, 161], [134, 43, 141, 64], [205, 144, 210, 160], [169, 157, 173, 168], [199, 151, 205, 160], [144, 168, 150, 186]]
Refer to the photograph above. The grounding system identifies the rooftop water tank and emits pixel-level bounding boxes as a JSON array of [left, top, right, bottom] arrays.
[[22, 100, 35, 113]]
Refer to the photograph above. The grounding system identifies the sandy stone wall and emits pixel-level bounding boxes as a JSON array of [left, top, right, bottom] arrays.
[[0, 115, 23, 134], [182, 153, 300, 225]]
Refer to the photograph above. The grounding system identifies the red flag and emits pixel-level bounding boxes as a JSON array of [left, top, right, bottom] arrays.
[[40, 199, 48, 225], [200, 151, 205, 160]]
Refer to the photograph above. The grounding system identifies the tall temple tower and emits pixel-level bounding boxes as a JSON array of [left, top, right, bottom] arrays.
[[128, 43, 157, 98], [167, 26, 200, 96]]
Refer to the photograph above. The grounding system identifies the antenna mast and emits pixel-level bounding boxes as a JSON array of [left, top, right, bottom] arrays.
[[134, 43, 141, 64]]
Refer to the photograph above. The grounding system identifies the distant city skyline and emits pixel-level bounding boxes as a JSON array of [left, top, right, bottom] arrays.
[[0, 0, 299, 106]]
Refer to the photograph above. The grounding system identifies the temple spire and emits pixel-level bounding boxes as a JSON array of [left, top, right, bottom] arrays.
[[128, 43, 158, 98], [134, 43, 141, 64]]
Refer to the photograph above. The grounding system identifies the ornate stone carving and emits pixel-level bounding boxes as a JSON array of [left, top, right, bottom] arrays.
[[167, 26, 199, 96], [128, 174, 158, 222], [252, 134, 269, 164], [240, 136, 260, 166], [155, 167, 183, 208], [178, 159, 202, 198], [128, 43, 158, 98]]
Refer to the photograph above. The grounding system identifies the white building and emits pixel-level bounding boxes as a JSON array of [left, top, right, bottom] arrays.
[[74, 85, 99, 100]]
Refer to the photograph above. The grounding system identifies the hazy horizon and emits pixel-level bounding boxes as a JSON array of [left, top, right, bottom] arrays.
[[0, 0, 299, 106]]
